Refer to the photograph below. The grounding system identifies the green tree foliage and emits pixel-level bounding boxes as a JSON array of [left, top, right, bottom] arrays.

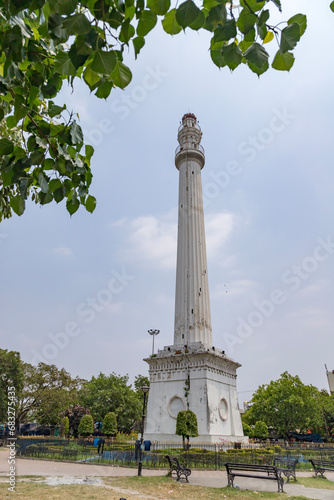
[[0, 349, 24, 425], [17, 362, 83, 426], [310, 389, 334, 441], [61, 403, 91, 437], [242, 421, 253, 438], [254, 420, 269, 439], [102, 411, 117, 436], [0, 1, 310, 220], [175, 409, 198, 447], [78, 413, 94, 436], [243, 372, 319, 438], [79, 372, 141, 433], [60, 415, 70, 437]]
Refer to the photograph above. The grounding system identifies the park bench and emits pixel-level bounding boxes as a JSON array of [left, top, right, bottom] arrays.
[[309, 459, 334, 478], [273, 456, 298, 482], [224, 462, 284, 493], [165, 455, 191, 482]]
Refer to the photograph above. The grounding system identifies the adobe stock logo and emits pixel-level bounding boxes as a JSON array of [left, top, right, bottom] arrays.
[[223, 236, 334, 354]]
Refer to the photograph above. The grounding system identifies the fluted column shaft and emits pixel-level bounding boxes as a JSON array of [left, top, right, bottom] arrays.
[[174, 114, 212, 347]]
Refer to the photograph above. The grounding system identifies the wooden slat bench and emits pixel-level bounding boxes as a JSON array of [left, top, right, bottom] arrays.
[[309, 459, 334, 478], [165, 455, 191, 482], [273, 457, 298, 482], [225, 462, 284, 493]]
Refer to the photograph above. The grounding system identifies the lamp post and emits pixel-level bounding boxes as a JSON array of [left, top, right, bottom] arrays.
[[137, 385, 149, 476], [148, 329, 160, 355]]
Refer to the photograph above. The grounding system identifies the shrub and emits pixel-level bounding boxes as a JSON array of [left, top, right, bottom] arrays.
[[78, 414, 94, 436], [102, 412, 117, 437]]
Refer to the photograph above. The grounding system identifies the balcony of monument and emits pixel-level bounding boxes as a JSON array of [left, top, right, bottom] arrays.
[[175, 143, 205, 156]]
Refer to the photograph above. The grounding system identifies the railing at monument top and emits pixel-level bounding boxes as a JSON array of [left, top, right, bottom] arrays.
[[175, 143, 205, 157]]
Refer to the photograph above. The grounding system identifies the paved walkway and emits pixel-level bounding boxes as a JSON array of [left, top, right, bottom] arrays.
[[1, 448, 334, 499]]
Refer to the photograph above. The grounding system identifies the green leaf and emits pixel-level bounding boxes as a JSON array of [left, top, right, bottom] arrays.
[[54, 51, 77, 76], [271, 0, 282, 12], [70, 122, 83, 145], [62, 14, 92, 35], [119, 19, 135, 44], [0, 138, 14, 155], [244, 43, 269, 73], [133, 37, 145, 58], [91, 50, 117, 74], [66, 197, 80, 215], [280, 23, 300, 53], [162, 9, 182, 35], [83, 65, 101, 88], [49, 179, 62, 193], [240, 0, 265, 12], [213, 19, 236, 42], [48, 102, 66, 118], [10, 195, 25, 216], [147, 0, 170, 15], [85, 145, 94, 161], [54, 187, 65, 203], [210, 47, 226, 68], [288, 14, 307, 36], [137, 10, 157, 36], [237, 8, 257, 34], [86, 195, 97, 213], [49, 0, 77, 15], [110, 61, 132, 89], [263, 31, 274, 44], [95, 80, 113, 99], [31, 150, 45, 165], [221, 42, 242, 70], [38, 173, 49, 193], [176, 1, 202, 29], [207, 4, 226, 28], [272, 50, 295, 71], [189, 10, 205, 30], [331, 1, 334, 12]]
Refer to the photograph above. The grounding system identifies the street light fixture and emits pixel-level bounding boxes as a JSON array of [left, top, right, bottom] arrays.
[[137, 385, 149, 477], [148, 329, 160, 355]]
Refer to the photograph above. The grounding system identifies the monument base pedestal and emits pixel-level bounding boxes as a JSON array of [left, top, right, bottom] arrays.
[[144, 345, 245, 444]]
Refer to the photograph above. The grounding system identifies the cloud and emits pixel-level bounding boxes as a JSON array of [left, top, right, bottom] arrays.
[[124, 210, 236, 270], [206, 212, 235, 258], [126, 211, 177, 269], [53, 247, 73, 257], [109, 217, 127, 227]]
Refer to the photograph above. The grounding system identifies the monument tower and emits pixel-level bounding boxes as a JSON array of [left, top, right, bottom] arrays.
[[144, 114, 245, 443]]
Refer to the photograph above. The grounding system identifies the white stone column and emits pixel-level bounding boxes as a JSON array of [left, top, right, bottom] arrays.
[[174, 113, 212, 348]]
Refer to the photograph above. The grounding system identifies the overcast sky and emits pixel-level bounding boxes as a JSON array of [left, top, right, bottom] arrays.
[[1, 1, 333, 405]]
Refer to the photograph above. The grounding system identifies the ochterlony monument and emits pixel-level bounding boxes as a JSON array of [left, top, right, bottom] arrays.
[[144, 113, 245, 443]]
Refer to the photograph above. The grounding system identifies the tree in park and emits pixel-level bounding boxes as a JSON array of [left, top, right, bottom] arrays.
[[253, 420, 268, 440], [0, 349, 24, 426], [243, 371, 319, 439], [16, 362, 84, 426], [242, 421, 253, 438], [79, 372, 141, 433], [102, 411, 117, 437], [176, 409, 199, 448], [78, 413, 94, 436], [0, 0, 318, 221], [60, 404, 91, 437]]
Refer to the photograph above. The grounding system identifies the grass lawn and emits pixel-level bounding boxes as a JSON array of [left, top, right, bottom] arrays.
[[290, 475, 334, 490], [0, 476, 312, 499]]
